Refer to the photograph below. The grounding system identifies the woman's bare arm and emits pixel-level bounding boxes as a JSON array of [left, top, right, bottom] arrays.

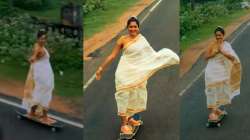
[[29, 44, 44, 63], [204, 47, 218, 60], [95, 37, 124, 80]]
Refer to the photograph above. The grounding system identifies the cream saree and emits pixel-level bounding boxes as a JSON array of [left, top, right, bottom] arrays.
[[22, 48, 54, 113], [115, 34, 180, 117], [205, 41, 241, 109]]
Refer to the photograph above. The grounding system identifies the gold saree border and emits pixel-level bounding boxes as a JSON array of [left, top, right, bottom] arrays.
[[118, 109, 146, 117]]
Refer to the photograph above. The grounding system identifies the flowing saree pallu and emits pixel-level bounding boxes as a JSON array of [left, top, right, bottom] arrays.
[[205, 41, 241, 109], [115, 34, 180, 116], [22, 66, 35, 112]]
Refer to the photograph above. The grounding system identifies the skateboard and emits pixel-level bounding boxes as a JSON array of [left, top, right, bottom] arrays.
[[16, 109, 63, 132], [206, 111, 227, 128], [118, 114, 143, 140]]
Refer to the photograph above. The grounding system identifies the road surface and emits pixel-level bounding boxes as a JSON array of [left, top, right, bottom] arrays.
[[0, 94, 83, 140]]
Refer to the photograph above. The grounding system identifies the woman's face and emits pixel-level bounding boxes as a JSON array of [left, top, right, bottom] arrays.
[[128, 21, 139, 37], [38, 34, 47, 45], [215, 31, 224, 42]]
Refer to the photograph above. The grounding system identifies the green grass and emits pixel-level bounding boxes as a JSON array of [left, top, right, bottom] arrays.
[[0, 60, 82, 98], [84, 0, 140, 39], [181, 9, 250, 52], [17, 0, 63, 22]]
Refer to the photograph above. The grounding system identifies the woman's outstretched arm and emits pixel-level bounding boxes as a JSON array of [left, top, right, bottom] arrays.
[[95, 37, 124, 80]]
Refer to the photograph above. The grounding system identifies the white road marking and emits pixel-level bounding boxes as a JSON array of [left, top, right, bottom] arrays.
[[179, 21, 250, 96], [141, 0, 162, 23], [150, 0, 163, 12], [0, 97, 84, 128], [178, 69, 205, 96], [83, 0, 162, 91], [83, 74, 96, 91]]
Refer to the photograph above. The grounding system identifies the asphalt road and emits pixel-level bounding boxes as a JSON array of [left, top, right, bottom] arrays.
[[181, 22, 250, 140], [84, 0, 180, 140], [0, 97, 83, 140]]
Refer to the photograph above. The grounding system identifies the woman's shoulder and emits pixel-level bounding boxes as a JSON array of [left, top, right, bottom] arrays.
[[33, 43, 44, 52], [117, 35, 127, 45]]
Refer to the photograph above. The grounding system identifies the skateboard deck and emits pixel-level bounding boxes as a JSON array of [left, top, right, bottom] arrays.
[[118, 114, 142, 140], [206, 112, 227, 128], [16, 109, 63, 132]]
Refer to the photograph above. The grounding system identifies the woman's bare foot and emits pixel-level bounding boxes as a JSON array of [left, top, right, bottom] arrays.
[[128, 118, 142, 127], [121, 125, 133, 134], [215, 109, 226, 116], [40, 116, 56, 124], [208, 112, 219, 121], [28, 112, 36, 118]]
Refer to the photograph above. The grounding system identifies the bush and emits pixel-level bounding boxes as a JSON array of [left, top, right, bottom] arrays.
[[224, 0, 243, 11], [181, 1, 233, 38], [46, 32, 82, 70], [12, 0, 52, 10], [83, 0, 105, 14], [0, 1, 18, 18], [0, 14, 82, 71]]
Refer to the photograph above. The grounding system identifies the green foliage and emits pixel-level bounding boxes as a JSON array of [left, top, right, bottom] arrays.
[[0, 14, 82, 71], [83, 0, 105, 14], [12, 0, 52, 10], [0, 1, 18, 18], [181, 1, 243, 38], [224, 0, 243, 10], [46, 32, 82, 70]]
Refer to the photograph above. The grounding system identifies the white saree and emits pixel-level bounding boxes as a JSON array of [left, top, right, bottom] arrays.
[[115, 34, 180, 117], [22, 48, 54, 112], [205, 41, 241, 109]]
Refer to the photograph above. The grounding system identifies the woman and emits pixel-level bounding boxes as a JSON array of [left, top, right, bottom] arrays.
[[95, 17, 180, 134], [22, 29, 55, 124], [204, 26, 241, 121]]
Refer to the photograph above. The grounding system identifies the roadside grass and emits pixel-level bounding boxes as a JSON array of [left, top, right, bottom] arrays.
[[84, 0, 140, 39]]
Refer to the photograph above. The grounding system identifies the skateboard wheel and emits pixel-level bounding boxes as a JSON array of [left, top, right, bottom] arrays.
[[17, 115, 22, 120], [217, 123, 221, 127], [206, 123, 210, 128], [51, 127, 57, 132]]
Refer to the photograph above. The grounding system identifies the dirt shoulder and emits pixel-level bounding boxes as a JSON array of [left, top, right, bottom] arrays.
[[83, 0, 154, 60], [180, 12, 250, 77]]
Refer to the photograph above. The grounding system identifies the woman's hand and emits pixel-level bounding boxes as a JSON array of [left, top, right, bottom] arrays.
[[219, 47, 235, 62], [205, 46, 219, 60], [96, 67, 103, 80], [29, 57, 36, 64]]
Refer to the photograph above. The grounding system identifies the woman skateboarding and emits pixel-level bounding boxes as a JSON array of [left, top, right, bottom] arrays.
[[204, 26, 241, 124], [95, 17, 180, 134], [22, 29, 55, 124]]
